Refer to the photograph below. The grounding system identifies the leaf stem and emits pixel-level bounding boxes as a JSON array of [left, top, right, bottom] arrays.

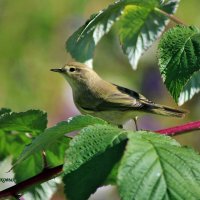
[[0, 165, 63, 199], [154, 7, 185, 25], [156, 120, 200, 136]]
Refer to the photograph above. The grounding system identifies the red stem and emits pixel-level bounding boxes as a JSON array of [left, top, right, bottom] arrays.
[[156, 120, 200, 136], [0, 165, 63, 199]]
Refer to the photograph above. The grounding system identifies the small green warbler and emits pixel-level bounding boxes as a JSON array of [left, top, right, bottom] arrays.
[[51, 62, 186, 126]]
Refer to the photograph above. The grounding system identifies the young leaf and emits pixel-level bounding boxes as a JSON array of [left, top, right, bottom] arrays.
[[63, 124, 127, 200], [118, 131, 200, 200], [13, 115, 107, 167], [0, 110, 47, 133], [158, 25, 200, 104], [66, 0, 179, 69]]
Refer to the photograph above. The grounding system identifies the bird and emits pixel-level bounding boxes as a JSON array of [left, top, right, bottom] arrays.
[[51, 62, 187, 128]]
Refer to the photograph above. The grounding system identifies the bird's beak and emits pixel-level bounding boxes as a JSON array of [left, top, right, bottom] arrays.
[[50, 68, 64, 73]]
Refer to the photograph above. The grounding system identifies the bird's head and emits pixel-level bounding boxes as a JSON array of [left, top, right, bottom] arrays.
[[51, 62, 100, 88]]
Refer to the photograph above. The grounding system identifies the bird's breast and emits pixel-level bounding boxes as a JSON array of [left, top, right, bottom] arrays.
[[73, 88, 101, 110]]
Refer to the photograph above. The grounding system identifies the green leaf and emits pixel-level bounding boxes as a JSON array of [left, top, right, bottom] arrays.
[[0, 110, 47, 133], [118, 131, 200, 200], [13, 138, 69, 200], [13, 152, 63, 200], [0, 132, 30, 161], [0, 109, 47, 161], [63, 124, 126, 173], [118, 0, 179, 69], [0, 108, 11, 116], [104, 161, 121, 185], [46, 137, 70, 166], [63, 124, 127, 200], [178, 70, 200, 105], [14, 153, 43, 183], [21, 178, 61, 200], [13, 137, 69, 182], [66, 1, 124, 64], [158, 25, 200, 104], [66, 0, 179, 68], [14, 115, 107, 167]]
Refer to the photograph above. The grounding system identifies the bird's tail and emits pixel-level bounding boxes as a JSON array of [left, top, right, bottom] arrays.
[[149, 104, 188, 118]]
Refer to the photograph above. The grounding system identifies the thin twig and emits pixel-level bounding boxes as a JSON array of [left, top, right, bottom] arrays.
[[0, 165, 63, 199], [154, 7, 185, 25], [156, 120, 200, 136]]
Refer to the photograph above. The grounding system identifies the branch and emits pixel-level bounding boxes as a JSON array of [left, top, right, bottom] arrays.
[[154, 7, 185, 25], [156, 120, 200, 136], [0, 165, 63, 199]]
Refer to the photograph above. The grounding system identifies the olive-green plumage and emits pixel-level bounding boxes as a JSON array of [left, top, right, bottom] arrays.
[[51, 62, 187, 125]]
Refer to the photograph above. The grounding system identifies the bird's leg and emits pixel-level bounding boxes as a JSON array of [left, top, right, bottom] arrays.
[[133, 116, 139, 131], [118, 125, 123, 129]]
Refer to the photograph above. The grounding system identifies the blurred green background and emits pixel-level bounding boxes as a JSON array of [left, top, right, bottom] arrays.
[[0, 0, 200, 146]]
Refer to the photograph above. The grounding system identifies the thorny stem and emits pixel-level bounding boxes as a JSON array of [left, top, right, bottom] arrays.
[[154, 7, 185, 25], [0, 120, 200, 199]]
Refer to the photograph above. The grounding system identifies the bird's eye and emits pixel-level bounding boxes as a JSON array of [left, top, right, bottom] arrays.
[[69, 67, 76, 72]]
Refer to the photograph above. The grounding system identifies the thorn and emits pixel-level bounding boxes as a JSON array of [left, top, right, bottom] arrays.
[[42, 150, 48, 169], [133, 117, 139, 131]]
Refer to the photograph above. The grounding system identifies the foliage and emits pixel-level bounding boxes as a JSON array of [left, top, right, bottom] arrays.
[[158, 25, 200, 105], [1, 0, 200, 200], [66, 0, 179, 69], [0, 109, 46, 162], [1, 112, 200, 199], [0, 109, 66, 198], [13, 115, 107, 167], [0, 109, 47, 133], [63, 125, 127, 200], [66, 0, 200, 105], [118, 131, 200, 200]]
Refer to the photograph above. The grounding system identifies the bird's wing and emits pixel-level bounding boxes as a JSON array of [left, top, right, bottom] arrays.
[[78, 83, 186, 118], [93, 84, 153, 112], [114, 84, 154, 105]]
